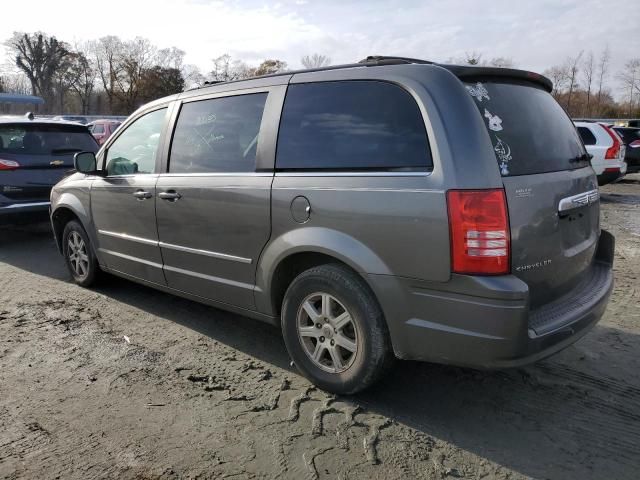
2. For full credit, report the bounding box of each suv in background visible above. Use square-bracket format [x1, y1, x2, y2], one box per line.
[50, 57, 614, 393]
[575, 121, 627, 184]
[613, 126, 640, 174]
[0, 116, 99, 224]
[88, 120, 122, 146]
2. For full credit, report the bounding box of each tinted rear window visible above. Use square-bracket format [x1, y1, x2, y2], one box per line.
[578, 126, 597, 146]
[465, 80, 587, 176]
[614, 128, 640, 144]
[276, 81, 432, 171]
[0, 123, 98, 155]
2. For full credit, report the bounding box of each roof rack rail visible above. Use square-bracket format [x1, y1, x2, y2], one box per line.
[358, 56, 434, 66]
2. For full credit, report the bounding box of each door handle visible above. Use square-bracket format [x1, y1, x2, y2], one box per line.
[133, 189, 152, 200]
[158, 190, 182, 201]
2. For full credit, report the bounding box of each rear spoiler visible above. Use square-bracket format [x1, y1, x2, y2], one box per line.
[439, 65, 553, 93]
[358, 57, 553, 93]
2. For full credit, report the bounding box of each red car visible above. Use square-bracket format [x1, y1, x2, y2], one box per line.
[88, 120, 121, 145]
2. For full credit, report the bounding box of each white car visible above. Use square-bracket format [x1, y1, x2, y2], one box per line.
[574, 121, 627, 185]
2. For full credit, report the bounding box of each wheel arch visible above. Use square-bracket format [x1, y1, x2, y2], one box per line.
[255, 227, 392, 317]
[50, 192, 91, 254]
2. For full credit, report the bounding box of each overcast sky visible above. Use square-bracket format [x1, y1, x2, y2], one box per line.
[2, 0, 638, 91]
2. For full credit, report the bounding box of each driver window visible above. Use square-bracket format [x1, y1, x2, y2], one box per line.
[168, 93, 267, 173]
[105, 108, 167, 176]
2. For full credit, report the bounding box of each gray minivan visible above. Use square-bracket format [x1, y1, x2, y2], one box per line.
[50, 57, 614, 394]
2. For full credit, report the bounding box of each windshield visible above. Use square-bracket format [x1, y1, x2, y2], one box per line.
[464, 80, 588, 176]
[0, 123, 98, 155]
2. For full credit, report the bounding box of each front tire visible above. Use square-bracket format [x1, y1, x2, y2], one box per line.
[281, 264, 393, 394]
[62, 220, 100, 287]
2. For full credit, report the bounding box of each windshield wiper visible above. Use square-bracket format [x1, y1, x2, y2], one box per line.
[51, 148, 83, 154]
[569, 153, 593, 163]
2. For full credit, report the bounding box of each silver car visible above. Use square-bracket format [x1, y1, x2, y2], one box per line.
[50, 56, 614, 394]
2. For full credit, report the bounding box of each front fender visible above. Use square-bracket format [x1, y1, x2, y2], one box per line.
[254, 226, 392, 315]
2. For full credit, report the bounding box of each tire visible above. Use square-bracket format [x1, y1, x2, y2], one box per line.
[281, 264, 393, 394]
[62, 220, 100, 287]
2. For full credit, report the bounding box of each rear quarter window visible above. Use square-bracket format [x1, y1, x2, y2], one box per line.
[464, 80, 587, 176]
[578, 126, 597, 146]
[276, 80, 432, 171]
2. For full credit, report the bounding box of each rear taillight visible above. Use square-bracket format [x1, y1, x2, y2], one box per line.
[0, 159, 20, 170]
[602, 125, 621, 160]
[447, 189, 511, 275]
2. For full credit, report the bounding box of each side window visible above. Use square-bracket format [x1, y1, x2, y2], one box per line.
[169, 93, 268, 173]
[578, 126, 597, 146]
[276, 81, 432, 171]
[92, 124, 105, 134]
[105, 108, 167, 176]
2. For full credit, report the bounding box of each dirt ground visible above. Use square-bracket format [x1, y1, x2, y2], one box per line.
[1, 175, 639, 480]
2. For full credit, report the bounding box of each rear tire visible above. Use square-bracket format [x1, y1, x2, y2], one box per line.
[281, 264, 393, 394]
[62, 220, 100, 287]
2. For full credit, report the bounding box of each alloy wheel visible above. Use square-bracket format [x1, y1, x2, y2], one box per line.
[296, 292, 358, 373]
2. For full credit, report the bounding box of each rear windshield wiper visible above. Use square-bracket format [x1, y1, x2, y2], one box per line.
[569, 153, 593, 163]
[51, 148, 83, 154]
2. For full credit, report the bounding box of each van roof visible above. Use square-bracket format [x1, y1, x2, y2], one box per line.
[186, 55, 553, 95]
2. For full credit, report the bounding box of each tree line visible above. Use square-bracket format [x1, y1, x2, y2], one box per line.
[543, 48, 640, 118]
[1, 31, 638, 118]
[0, 32, 301, 115]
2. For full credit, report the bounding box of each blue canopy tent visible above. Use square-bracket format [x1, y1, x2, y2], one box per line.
[0, 93, 45, 114]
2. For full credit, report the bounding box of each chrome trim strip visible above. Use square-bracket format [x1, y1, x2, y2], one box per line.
[558, 189, 599, 212]
[1, 201, 51, 209]
[98, 248, 164, 269]
[274, 171, 433, 177]
[159, 241, 252, 264]
[98, 229, 159, 246]
[163, 264, 254, 290]
[158, 172, 273, 177]
[97, 229, 250, 264]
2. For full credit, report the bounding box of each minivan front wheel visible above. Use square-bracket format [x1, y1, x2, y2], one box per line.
[62, 220, 99, 287]
[281, 264, 393, 394]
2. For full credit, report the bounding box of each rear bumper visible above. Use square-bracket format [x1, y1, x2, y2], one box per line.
[369, 230, 615, 369]
[0, 201, 51, 224]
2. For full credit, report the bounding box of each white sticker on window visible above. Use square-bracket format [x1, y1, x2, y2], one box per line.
[484, 109, 503, 132]
[493, 136, 512, 176]
[466, 82, 490, 102]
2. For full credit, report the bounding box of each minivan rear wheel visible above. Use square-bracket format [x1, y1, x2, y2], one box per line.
[281, 264, 393, 394]
[62, 220, 100, 287]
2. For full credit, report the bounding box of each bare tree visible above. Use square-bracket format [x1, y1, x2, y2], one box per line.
[92, 36, 124, 113]
[618, 58, 640, 116]
[301, 53, 331, 69]
[5, 32, 70, 111]
[182, 64, 206, 89]
[565, 51, 583, 113]
[63, 46, 96, 114]
[582, 51, 595, 117]
[156, 47, 185, 70]
[209, 54, 253, 82]
[543, 65, 569, 99]
[113, 37, 157, 112]
[595, 45, 610, 116]
[488, 57, 515, 68]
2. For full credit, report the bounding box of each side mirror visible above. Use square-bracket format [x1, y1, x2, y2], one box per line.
[74, 151, 98, 174]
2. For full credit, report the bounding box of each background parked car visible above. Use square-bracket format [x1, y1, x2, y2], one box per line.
[87, 119, 122, 145]
[0, 116, 99, 224]
[52, 115, 89, 125]
[574, 121, 627, 185]
[613, 126, 640, 174]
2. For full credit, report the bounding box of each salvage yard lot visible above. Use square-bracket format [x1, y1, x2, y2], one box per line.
[1, 176, 639, 480]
